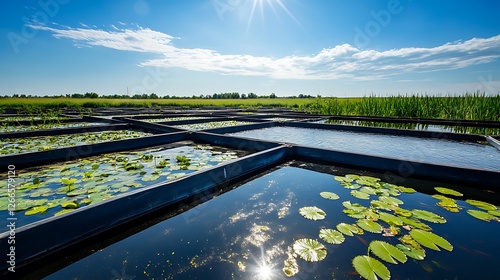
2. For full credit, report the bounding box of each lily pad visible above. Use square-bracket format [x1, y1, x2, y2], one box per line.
[320, 191, 339, 200]
[368, 240, 407, 264]
[370, 200, 393, 211]
[394, 208, 412, 217]
[398, 187, 416, 193]
[400, 217, 432, 231]
[345, 174, 360, 180]
[67, 189, 87, 197]
[411, 209, 446, 224]
[25, 205, 48, 216]
[342, 201, 367, 212]
[359, 187, 377, 195]
[434, 187, 463, 197]
[334, 176, 353, 183]
[465, 199, 497, 211]
[409, 229, 453, 251]
[466, 209, 497, 222]
[488, 210, 500, 217]
[352, 255, 390, 280]
[292, 238, 327, 262]
[351, 190, 371, 200]
[142, 174, 161, 182]
[61, 201, 79, 209]
[379, 196, 403, 206]
[336, 223, 363, 236]
[319, 229, 345, 244]
[282, 257, 299, 277]
[299, 206, 326, 220]
[357, 219, 383, 233]
[54, 209, 74, 216]
[395, 244, 426, 260]
[379, 212, 403, 226]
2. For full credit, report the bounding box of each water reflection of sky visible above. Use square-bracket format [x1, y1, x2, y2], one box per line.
[43, 166, 500, 279]
[231, 127, 500, 170]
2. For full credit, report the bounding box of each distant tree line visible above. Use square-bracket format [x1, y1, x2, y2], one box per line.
[3, 92, 315, 99]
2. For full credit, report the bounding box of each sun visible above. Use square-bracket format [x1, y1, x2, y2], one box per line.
[246, 0, 301, 32]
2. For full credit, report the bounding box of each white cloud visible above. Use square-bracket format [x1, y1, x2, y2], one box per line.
[29, 23, 500, 80]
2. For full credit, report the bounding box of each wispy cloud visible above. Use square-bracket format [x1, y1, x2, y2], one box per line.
[29, 23, 500, 80]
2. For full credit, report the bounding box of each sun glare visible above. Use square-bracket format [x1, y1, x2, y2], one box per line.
[246, 0, 302, 32]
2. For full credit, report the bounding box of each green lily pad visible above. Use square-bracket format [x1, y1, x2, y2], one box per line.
[466, 209, 497, 222]
[292, 238, 327, 262]
[67, 189, 87, 197]
[61, 178, 77, 186]
[344, 209, 366, 219]
[336, 223, 363, 236]
[352, 255, 390, 280]
[345, 174, 360, 180]
[360, 176, 381, 182]
[61, 201, 79, 209]
[79, 198, 92, 206]
[411, 209, 446, 224]
[394, 208, 412, 217]
[400, 217, 432, 231]
[370, 200, 393, 211]
[342, 201, 367, 212]
[434, 187, 463, 197]
[398, 187, 416, 193]
[319, 228, 345, 244]
[142, 174, 161, 182]
[282, 257, 299, 277]
[357, 219, 383, 233]
[25, 205, 48, 216]
[15, 199, 36, 211]
[436, 200, 461, 212]
[54, 209, 74, 216]
[359, 187, 377, 195]
[351, 190, 370, 200]
[379, 196, 403, 206]
[395, 244, 426, 260]
[320, 192, 339, 200]
[409, 229, 453, 251]
[488, 210, 500, 217]
[379, 212, 403, 226]
[465, 199, 497, 211]
[299, 206, 326, 220]
[368, 240, 407, 264]
[334, 176, 353, 183]
[363, 209, 380, 220]
[167, 173, 186, 180]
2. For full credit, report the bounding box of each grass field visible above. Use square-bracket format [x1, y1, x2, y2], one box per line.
[0, 97, 315, 111]
[1, 94, 499, 122]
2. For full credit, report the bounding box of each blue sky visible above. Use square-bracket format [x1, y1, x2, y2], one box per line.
[1, 0, 500, 97]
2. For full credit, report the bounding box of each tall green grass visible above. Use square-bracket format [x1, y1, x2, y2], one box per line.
[301, 93, 500, 121]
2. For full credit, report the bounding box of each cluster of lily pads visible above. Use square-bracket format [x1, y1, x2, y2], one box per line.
[0, 116, 72, 122]
[0, 122, 106, 133]
[0, 129, 152, 155]
[141, 117, 209, 123]
[173, 121, 253, 131]
[283, 174, 499, 279]
[0, 144, 241, 225]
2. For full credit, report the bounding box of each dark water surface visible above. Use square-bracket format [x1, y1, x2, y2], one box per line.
[230, 127, 500, 170]
[42, 163, 500, 279]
